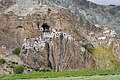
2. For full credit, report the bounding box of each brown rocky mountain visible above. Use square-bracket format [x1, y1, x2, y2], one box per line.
[0, 0, 120, 74]
[0, 4, 96, 71]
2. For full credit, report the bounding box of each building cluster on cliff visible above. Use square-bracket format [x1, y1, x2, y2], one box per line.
[22, 23, 74, 51]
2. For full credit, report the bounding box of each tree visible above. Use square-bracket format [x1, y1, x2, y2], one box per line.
[13, 65, 24, 74]
[93, 44, 117, 70]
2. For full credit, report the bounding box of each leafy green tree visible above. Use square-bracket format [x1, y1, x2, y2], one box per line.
[93, 44, 117, 70]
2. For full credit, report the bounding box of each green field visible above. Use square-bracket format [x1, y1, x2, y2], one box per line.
[1, 70, 120, 80]
[19, 75, 120, 80]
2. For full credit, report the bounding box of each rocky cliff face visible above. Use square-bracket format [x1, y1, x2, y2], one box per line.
[46, 0, 120, 34]
[0, 0, 120, 73]
[0, 0, 15, 12]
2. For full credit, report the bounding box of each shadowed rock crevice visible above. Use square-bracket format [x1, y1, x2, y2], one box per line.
[45, 42, 52, 69]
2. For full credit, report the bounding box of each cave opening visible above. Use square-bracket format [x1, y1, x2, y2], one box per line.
[17, 26, 23, 28]
[41, 23, 50, 32]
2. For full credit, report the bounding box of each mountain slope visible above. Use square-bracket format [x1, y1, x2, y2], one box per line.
[46, 0, 120, 34]
[1, 0, 120, 34]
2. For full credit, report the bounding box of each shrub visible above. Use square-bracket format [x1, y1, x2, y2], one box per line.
[39, 68, 51, 72]
[113, 61, 120, 70]
[13, 65, 24, 74]
[27, 66, 52, 72]
[0, 58, 5, 65]
[33, 67, 40, 71]
[10, 65, 14, 68]
[82, 44, 94, 53]
[12, 48, 21, 55]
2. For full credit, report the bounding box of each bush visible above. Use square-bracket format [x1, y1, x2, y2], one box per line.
[13, 65, 24, 74]
[0, 58, 5, 65]
[113, 61, 120, 70]
[12, 48, 21, 55]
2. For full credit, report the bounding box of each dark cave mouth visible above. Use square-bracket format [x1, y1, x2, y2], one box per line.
[41, 23, 50, 32]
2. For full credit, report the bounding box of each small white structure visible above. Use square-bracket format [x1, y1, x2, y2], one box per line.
[98, 37, 106, 40]
[22, 41, 31, 49]
[103, 30, 110, 34]
[52, 28, 57, 32]
[23, 38, 27, 42]
[95, 24, 100, 28]
[39, 27, 43, 31]
[33, 43, 39, 51]
[67, 35, 73, 41]
[43, 32, 52, 38]
[110, 30, 116, 37]
[55, 32, 61, 38]
[63, 33, 67, 39]
[80, 47, 86, 52]
[1, 45, 6, 49]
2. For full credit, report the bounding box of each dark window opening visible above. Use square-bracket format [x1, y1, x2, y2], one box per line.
[37, 22, 39, 29]
[41, 23, 50, 32]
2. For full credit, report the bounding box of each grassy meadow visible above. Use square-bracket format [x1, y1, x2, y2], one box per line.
[1, 70, 120, 80]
